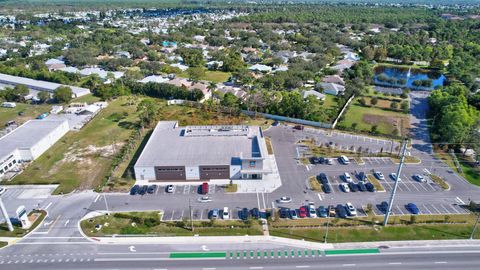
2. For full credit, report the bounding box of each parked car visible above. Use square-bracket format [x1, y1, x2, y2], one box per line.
[130, 185, 139, 195]
[279, 208, 290, 218]
[222, 207, 230, 219]
[336, 204, 348, 218]
[357, 181, 367, 192]
[406, 203, 420, 214]
[198, 196, 212, 203]
[166, 185, 175, 193]
[147, 185, 157, 194]
[413, 174, 426, 183]
[293, 125, 304, 130]
[317, 173, 329, 185]
[211, 208, 220, 219]
[308, 205, 317, 218]
[374, 171, 385, 180]
[272, 121, 280, 126]
[278, 196, 292, 203]
[251, 208, 260, 219]
[318, 206, 328, 218]
[322, 183, 332, 194]
[200, 182, 209, 194]
[345, 203, 357, 216]
[299, 206, 308, 218]
[343, 172, 353, 183]
[365, 182, 376, 192]
[139, 185, 148, 195]
[348, 182, 358, 192]
[357, 172, 367, 181]
[379, 201, 389, 214]
[290, 209, 298, 219]
[310, 157, 321, 164]
[239, 208, 250, 221]
[340, 183, 350, 193]
[339, 155, 350, 164]
[390, 173, 401, 181]
[328, 205, 336, 217]
[325, 158, 334, 165]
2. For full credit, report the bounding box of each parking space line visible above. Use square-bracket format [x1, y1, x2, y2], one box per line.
[395, 206, 405, 215]
[429, 204, 442, 214]
[409, 182, 421, 192]
[421, 204, 432, 214]
[438, 204, 450, 214]
[170, 210, 175, 221]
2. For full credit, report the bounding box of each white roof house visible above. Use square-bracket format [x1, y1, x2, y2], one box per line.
[248, 64, 272, 73]
[302, 90, 325, 100]
[171, 63, 189, 71]
[318, 82, 345, 96]
[138, 75, 170, 84]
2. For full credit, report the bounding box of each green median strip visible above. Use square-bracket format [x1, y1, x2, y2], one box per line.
[325, 249, 380, 256]
[169, 252, 227, 259]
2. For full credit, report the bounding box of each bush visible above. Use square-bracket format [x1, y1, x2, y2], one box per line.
[144, 217, 160, 227]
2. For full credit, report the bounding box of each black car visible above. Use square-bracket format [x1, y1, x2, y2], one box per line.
[322, 183, 332, 193]
[279, 208, 290, 219]
[357, 172, 367, 181]
[239, 208, 250, 220]
[317, 173, 329, 185]
[272, 121, 280, 126]
[139, 185, 148, 195]
[130, 185, 140, 195]
[357, 181, 367, 192]
[251, 208, 260, 219]
[365, 182, 376, 192]
[147, 185, 157, 194]
[379, 201, 389, 213]
[348, 182, 359, 192]
[336, 204, 348, 218]
[310, 157, 321, 164]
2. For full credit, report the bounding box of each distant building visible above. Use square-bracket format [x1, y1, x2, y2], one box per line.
[322, 75, 345, 86]
[248, 64, 272, 73]
[302, 90, 325, 100]
[134, 121, 270, 182]
[318, 82, 345, 96]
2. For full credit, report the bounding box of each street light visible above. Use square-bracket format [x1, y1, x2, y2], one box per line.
[471, 213, 480, 240]
[324, 197, 333, 244]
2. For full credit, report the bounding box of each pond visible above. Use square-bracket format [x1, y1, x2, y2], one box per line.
[374, 65, 446, 91]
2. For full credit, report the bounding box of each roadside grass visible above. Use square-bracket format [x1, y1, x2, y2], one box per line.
[9, 96, 141, 194]
[428, 174, 450, 190]
[367, 174, 385, 192]
[225, 183, 238, 193]
[337, 104, 410, 137]
[178, 69, 231, 83]
[265, 137, 274, 155]
[81, 211, 262, 237]
[0, 210, 46, 238]
[433, 148, 479, 186]
[0, 102, 51, 126]
[308, 176, 323, 192]
[71, 93, 102, 104]
[270, 214, 479, 243]
[0, 242, 7, 248]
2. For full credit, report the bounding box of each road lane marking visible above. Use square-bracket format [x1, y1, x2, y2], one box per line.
[64, 220, 70, 227]
[342, 264, 356, 267]
[389, 262, 402, 265]
[44, 202, 53, 210]
[318, 194, 322, 201]
[94, 195, 100, 203]
[295, 266, 310, 268]
[435, 262, 447, 264]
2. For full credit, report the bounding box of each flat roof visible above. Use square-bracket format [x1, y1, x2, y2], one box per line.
[135, 121, 266, 167]
[0, 120, 68, 159]
[0, 73, 90, 96]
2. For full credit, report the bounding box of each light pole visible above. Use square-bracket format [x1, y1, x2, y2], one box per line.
[324, 198, 333, 244]
[470, 213, 480, 240]
[103, 193, 110, 214]
[0, 197, 13, 232]
[189, 199, 194, 232]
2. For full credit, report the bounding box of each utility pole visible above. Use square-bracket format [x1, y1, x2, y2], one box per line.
[470, 213, 480, 240]
[103, 193, 110, 214]
[189, 199, 194, 232]
[0, 197, 14, 232]
[383, 138, 408, 226]
[324, 198, 333, 243]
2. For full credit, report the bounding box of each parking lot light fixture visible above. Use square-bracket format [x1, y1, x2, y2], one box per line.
[470, 213, 480, 240]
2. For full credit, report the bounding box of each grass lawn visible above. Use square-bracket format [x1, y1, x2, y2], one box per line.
[10, 96, 141, 194]
[367, 174, 385, 192]
[0, 242, 7, 248]
[0, 102, 51, 126]
[308, 176, 323, 192]
[81, 211, 262, 237]
[359, 96, 406, 112]
[178, 69, 231, 83]
[71, 93, 102, 104]
[337, 104, 410, 137]
[433, 148, 480, 186]
[0, 210, 46, 238]
[319, 95, 340, 123]
[270, 214, 479, 243]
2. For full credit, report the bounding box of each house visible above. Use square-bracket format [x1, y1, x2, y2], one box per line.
[322, 75, 345, 86]
[331, 59, 355, 73]
[275, 50, 297, 63]
[206, 61, 223, 69]
[171, 63, 189, 72]
[248, 64, 272, 73]
[302, 90, 325, 100]
[138, 75, 170, 84]
[44, 58, 66, 71]
[317, 82, 345, 96]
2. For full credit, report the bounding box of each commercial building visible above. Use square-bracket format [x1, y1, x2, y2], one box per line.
[134, 121, 271, 182]
[0, 73, 90, 97]
[0, 120, 69, 178]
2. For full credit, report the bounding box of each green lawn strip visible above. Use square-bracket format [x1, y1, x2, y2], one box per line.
[428, 174, 450, 190]
[367, 174, 385, 192]
[169, 252, 226, 258]
[325, 248, 379, 255]
[71, 93, 102, 103]
[308, 176, 323, 192]
[0, 103, 51, 126]
[0, 241, 7, 248]
[0, 210, 47, 238]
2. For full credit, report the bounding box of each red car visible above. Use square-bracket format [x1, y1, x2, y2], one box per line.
[201, 182, 209, 195]
[299, 206, 308, 218]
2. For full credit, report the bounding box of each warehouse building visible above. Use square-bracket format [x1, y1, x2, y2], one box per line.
[134, 121, 271, 182]
[0, 120, 69, 178]
[0, 73, 90, 98]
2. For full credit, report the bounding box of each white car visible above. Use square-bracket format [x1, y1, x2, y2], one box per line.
[390, 173, 401, 181]
[222, 207, 230, 219]
[0, 187, 6, 196]
[197, 196, 212, 203]
[413, 174, 426, 183]
[340, 183, 350, 193]
[345, 203, 357, 216]
[278, 196, 292, 203]
[374, 171, 385, 180]
[343, 172, 353, 183]
[166, 185, 175, 193]
[308, 206, 317, 218]
[339, 155, 350, 164]
[326, 158, 334, 165]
